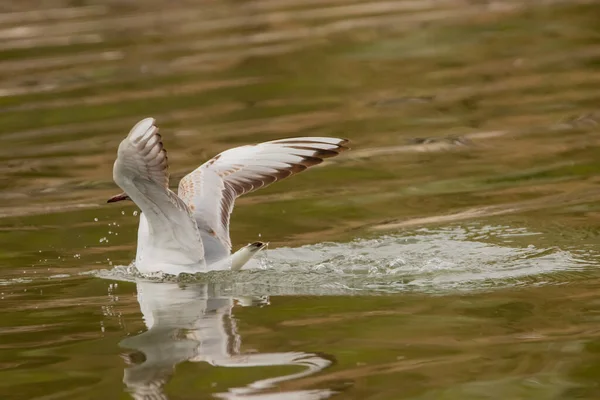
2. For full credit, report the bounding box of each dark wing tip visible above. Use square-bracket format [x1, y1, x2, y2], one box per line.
[290, 146, 340, 159]
[248, 241, 268, 252]
[300, 155, 324, 168]
[338, 138, 351, 151]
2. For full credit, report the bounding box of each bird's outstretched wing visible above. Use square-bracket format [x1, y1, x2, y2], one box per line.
[177, 137, 349, 254]
[113, 118, 204, 265]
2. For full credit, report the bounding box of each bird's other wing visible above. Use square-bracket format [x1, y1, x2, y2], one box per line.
[177, 137, 349, 253]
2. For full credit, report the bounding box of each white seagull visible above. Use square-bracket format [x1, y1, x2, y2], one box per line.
[107, 118, 349, 275]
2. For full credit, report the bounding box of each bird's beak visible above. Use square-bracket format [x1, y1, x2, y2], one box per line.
[107, 192, 130, 203]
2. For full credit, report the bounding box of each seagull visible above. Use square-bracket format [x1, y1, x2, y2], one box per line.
[107, 117, 349, 275]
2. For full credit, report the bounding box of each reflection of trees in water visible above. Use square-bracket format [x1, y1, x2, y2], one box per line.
[119, 282, 334, 400]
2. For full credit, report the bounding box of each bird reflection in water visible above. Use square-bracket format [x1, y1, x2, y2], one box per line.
[119, 281, 334, 400]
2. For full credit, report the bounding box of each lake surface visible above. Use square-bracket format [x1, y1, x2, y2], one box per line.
[2, 1, 600, 399]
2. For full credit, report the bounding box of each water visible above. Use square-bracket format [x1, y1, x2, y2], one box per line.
[2, 0, 600, 399]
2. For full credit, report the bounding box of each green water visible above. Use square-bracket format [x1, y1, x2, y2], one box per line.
[2, 1, 600, 399]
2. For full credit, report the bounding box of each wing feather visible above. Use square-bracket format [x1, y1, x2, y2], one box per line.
[178, 137, 349, 253]
[114, 118, 204, 267]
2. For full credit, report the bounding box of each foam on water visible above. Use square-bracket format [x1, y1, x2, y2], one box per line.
[93, 224, 599, 295]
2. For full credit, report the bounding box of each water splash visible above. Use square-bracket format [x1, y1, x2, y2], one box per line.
[93, 225, 599, 295]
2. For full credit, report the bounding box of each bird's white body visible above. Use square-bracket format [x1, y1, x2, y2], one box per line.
[135, 213, 266, 274]
[134, 212, 204, 274]
[111, 118, 348, 275]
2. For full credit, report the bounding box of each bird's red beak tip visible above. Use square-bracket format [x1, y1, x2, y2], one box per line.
[107, 193, 129, 203]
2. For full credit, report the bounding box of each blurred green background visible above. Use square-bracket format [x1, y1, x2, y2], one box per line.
[2, 1, 600, 399]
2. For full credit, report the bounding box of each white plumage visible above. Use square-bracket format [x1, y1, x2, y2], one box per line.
[110, 117, 349, 275]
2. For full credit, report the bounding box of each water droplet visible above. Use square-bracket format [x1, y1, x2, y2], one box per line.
[121, 211, 125, 215]
[94, 218, 98, 222]
[133, 211, 139, 217]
